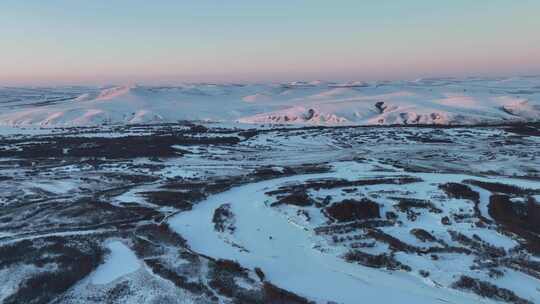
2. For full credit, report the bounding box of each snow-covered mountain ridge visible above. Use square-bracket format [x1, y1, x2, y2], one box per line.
[1, 76, 540, 126]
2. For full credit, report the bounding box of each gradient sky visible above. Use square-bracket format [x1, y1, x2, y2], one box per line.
[1, 0, 540, 85]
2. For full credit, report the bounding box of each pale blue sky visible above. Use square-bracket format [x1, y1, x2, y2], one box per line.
[1, 1, 539, 84]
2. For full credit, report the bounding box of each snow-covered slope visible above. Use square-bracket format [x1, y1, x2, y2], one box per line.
[1, 76, 540, 126]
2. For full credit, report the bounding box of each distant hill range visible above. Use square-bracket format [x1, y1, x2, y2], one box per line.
[1, 76, 539, 127]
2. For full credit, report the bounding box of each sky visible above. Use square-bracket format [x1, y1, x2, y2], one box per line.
[1, 1, 540, 85]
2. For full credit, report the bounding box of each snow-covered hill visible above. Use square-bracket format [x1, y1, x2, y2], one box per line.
[1, 76, 540, 126]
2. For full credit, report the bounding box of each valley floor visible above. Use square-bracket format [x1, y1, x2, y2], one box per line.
[0, 122, 539, 303]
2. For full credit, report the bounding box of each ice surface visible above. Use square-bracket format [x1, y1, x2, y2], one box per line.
[90, 240, 140, 285]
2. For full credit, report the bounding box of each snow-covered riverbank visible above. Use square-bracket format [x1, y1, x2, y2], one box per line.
[168, 162, 540, 303]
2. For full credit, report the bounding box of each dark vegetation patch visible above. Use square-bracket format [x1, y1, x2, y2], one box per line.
[159, 182, 208, 201]
[465, 180, 538, 196]
[489, 196, 540, 234]
[266, 176, 422, 211]
[212, 203, 235, 233]
[266, 176, 422, 197]
[159, 177, 244, 205]
[448, 230, 506, 259]
[0, 197, 159, 241]
[505, 124, 540, 137]
[2, 236, 104, 304]
[344, 250, 411, 271]
[104, 281, 132, 303]
[131, 224, 266, 302]
[489, 195, 540, 254]
[321, 222, 477, 257]
[393, 198, 442, 221]
[503, 258, 540, 281]
[385, 211, 398, 221]
[60, 197, 150, 218]
[441, 216, 451, 225]
[207, 258, 263, 302]
[452, 276, 532, 304]
[315, 219, 393, 235]
[423, 246, 472, 255]
[419, 270, 430, 277]
[161, 164, 332, 207]
[253, 164, 331, 179]
[410, 228, 437, 243]
[145, 259, 212, 297]
[139, 191, 193, 210]
[325, 199, 380, 222]
[101, 172, 160, 184]
[406, 135, 453, 143]
[0, 175, 13, 182]
[394, 198, 443, 214]
[252, 167, 290, 179]
[439, 182, 491, 223]
[131, 224, 218, 298]
[213, 258, 246, 274]
[365, 229, 418, 253]
[284, 164, 333, 175]
[439, 183, 479, 202]
[131, 224, 188, 257]
[272, 190, 315, 207]
[0, 134, 240, 159]
[254, 267, 265, 281]
[161, 164, 315, 203]
[262, 282, 314, 304]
